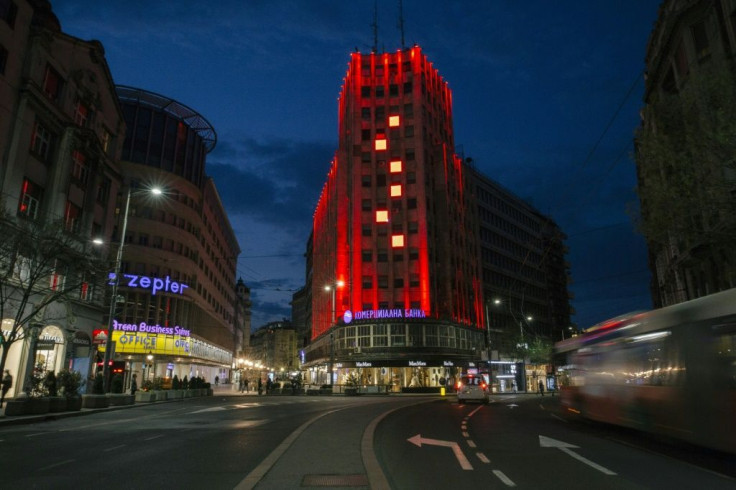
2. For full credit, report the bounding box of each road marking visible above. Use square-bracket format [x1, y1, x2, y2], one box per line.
[461, 424, 467, 430]
[476, 452, 490, 463]
[539, 435, 616, 475]
[467, 440, 476, 448]
[507, 404, 518, 409]
[104, 444, 126, 452]
[468, 406, 483, 417]
[39, 459, 75, 471]
[189, 406, 226, 413]
[550, 413, 567, 423]
[493, 469, 516, 487]
[26, 432, 53, 437]
[144, 434, 164, 441]
[462, 431, 470, 438]
[407, 434, 473, 470]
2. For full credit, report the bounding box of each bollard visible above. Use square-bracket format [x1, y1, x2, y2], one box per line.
[440, 386, 446, 396]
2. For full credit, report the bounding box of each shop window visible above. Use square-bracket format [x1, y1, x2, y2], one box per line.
[18, 178, 43, 219]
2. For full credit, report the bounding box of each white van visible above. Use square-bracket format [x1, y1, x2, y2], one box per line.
[456, 374, 489, 404]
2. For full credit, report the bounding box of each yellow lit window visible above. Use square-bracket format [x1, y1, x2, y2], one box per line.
[390, 160, 402, 173]
[392, 234, 405, 247]
[389, 115, 400, 127]
[375, 138, 387, 151]
[390, 184, 402, 197]
[376, 210, 389, 223]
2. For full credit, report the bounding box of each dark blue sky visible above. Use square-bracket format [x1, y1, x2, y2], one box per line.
[53, 1, 662, 331]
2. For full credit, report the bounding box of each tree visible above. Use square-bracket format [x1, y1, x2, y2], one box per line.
[635, 60, 736, 251]
[0, 207, 107, 395]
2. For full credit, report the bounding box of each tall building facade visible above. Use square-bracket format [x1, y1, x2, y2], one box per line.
[304, 46, 570, 392]
[106, 86, 244, 386]
[636, 0, 736, 307]
[303, 46, 571, 392]
[0, 0, 124, 396]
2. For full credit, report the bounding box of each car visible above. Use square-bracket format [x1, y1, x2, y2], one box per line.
[456, 374, 489, 404]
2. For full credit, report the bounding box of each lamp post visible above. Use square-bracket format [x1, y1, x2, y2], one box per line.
[101, 186, 162, 392]
[324, 280, 344, 388]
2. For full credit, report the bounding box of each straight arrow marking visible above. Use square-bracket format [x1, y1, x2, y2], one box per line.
[539, 436, 616, 475]
[408, 434, 473, 470]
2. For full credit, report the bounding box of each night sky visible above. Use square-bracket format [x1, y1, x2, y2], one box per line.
[52, 1, 662, 332]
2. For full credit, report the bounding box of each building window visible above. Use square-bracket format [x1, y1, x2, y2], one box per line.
[393, 252, 404, 262]
[403, 82, 412, 95]
[97, 178, 110, 204]
[392, 234, 405, 248]
[390, 160, 402, 173]
[361, 107, 371, 120]
[43, 64, 64, 101]
[361, 129, 371, 141]
[30, 120, 55, 163]
[0, 0, 17, 28]
[361, 86, 371, 97]
[378, 275, 388, 288]
[362, 275, 372, 288]
[375, 136, 387, 151]
[408, 221, 418, 233]
[405, 125, 414, 137]
[377, 250, 388, 262]
[64, 201, 82, 233]
[394, 277, 404, 288]
[390, 184, 402, 197]
[407, 172, 416, 184]
[74, 100, 91, 127]
[49, 261, 66, 291]
[0, 44, 7, 75]
[18, 178, 43, 219]
[376, 210, 389, 223]
[409, 248, 419, 260]
[71, 150, 89, 184]
[362, 250, 372, 262]
[389, 84, 399, 97]
[376, 174, 386, 187]
[406, 148, 415, 161]
[362, 224, 372, 237]
[79, 276, 94, 302]
[407, 198, 417, 209]
[362, 199, 372, 211]
[362, 175, 371, 187]
[389, 115, 400, 127]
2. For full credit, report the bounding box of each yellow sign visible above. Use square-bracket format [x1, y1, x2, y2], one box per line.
[98, 331, 191, 356]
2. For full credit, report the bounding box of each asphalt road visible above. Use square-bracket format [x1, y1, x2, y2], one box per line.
[0, 393, 733, 489]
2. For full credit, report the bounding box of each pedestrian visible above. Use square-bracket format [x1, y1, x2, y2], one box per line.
[215, 375, 219, 386]
[538, 379, 545, 396]
[266, 378, 273, 394]
[257, 378, 262, 395]
[1, 369, 13, 407]
[131, 374, 138, 396]
[244, 378, 249, 393]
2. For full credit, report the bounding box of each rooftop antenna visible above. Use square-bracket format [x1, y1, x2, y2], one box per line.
[398, 0, 405, 49]
[372, 0, 378, 52]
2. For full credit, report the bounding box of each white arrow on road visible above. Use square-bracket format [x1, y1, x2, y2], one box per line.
[539, 436, 617, 475]
[408, 434, 473, 470]
[507, 404, 519, 409]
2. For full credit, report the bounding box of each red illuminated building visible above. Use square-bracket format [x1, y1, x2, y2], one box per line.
[302, 46, 570, 393]
[305, 46, 486, 390]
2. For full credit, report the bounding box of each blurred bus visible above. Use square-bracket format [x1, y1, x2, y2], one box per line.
[555, 289, 736, 453]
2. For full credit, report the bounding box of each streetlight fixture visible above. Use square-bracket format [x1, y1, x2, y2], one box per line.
[324, 280, 344, 388]
[101, 185, 162, 392]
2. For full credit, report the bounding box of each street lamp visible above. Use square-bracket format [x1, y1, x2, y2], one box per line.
[101, 185, 162, 392]
[324, 280, 344, 388]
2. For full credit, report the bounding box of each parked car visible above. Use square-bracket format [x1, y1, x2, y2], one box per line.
[456, 374, 489, 404]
